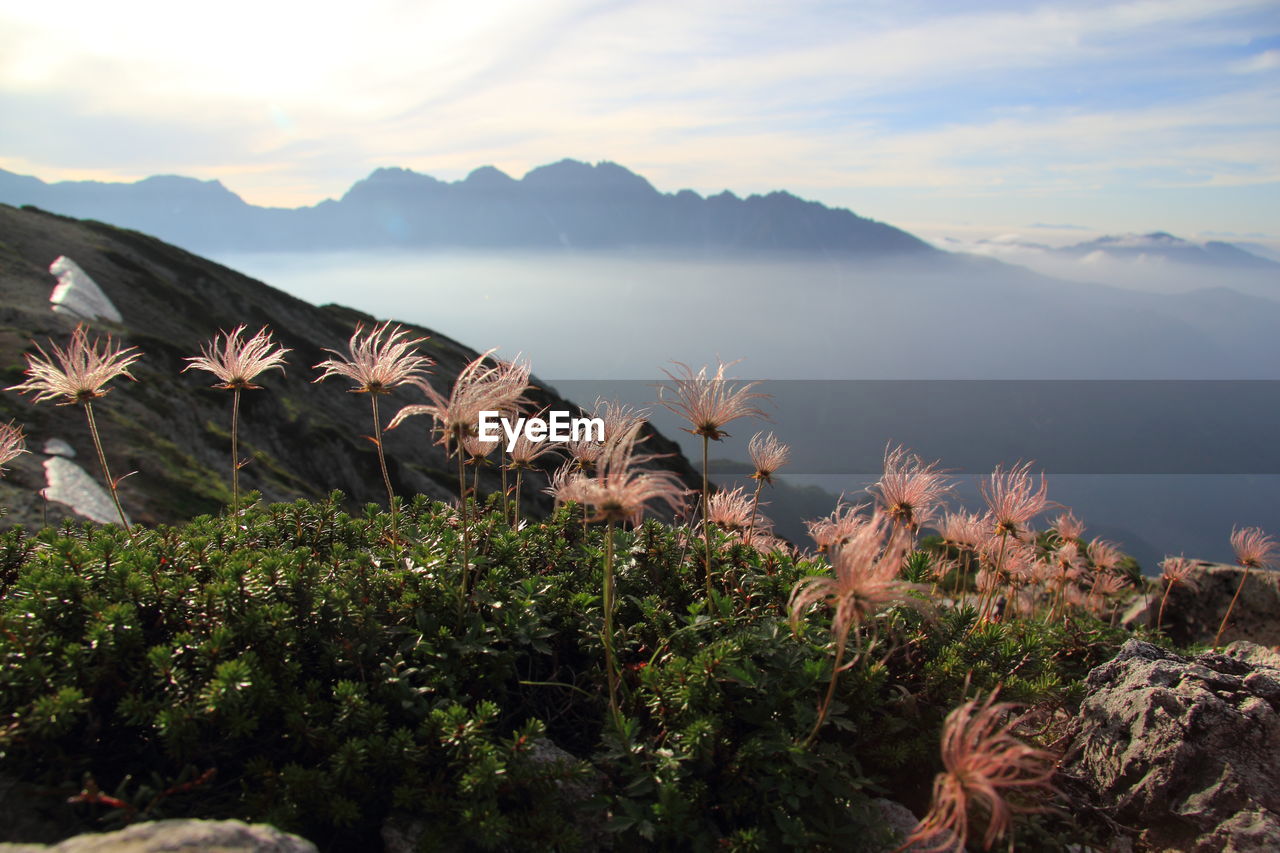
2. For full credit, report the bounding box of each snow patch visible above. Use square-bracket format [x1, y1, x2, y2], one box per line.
[48, 256, 122, 323]
[42, 437, 76, 458]
[42, 456, 127, 525]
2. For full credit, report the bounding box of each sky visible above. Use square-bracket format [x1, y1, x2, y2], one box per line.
[1, 0, 1277, 245]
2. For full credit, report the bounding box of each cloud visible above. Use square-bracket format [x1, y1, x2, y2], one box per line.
[1231, 48, 1280, 73]
[0, 0, 1276, 233]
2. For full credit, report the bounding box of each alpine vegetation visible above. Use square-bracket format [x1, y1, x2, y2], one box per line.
[7, 323, 141, 531]
[183, 325, 290, 515]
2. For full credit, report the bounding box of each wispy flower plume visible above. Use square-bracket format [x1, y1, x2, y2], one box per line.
[658, 359, 768, 599]
[1215, 526, 1277, 648]
[0, 420, 27, 476]
[313, 322, 434, 535]
[7, 324, 140, 531]
[184, 325, 290, 514]
[872, 444, 951, 533]
[906, 691, 1057, 852]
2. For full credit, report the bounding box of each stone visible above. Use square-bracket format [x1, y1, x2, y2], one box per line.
[0, 820, 316, 852]
[1123, 562, 1280, 647]
[1060, 639, 1280, 852]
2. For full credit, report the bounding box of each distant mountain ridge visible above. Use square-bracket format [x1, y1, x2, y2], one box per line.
[0, 160, 933, 257]
[1055, 231, 1280, 270]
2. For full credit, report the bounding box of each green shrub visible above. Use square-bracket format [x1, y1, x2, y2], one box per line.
[0, 495, 1131, 850]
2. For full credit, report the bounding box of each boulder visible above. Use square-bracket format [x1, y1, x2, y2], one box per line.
[0, 820, 316, 852]
[1060, 639, 1280, 852]
[1122, 562, 1280, 647]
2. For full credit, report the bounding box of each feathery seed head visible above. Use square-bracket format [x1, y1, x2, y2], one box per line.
[806, 500, 869, 553]
[935, 511, 987, 549]
[748, 431, 790, 483]
[184, 324, 289, 390]
[658, 359, 767, 441]
[706, 485, 761, 533]
[981, 461, 1048, 538]
[872, 444, 952, 529]
[388, 349, 529, 453]
[1052, 512, 1086, 542]
[8, 324, 141, 406]
[0, 420, 27, 475]
[1159, 556, 1197, 589]
[1231, 526, 1276, 570]
[312, 321, 432, 394]
[789, 510, 924, 645]
[1087, 538, 1123, 574]
[906, 691, 1057, 852]
[551, 422, 687, 525]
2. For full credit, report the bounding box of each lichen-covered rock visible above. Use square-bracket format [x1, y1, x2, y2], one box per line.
[1123, 563, 1280, 647]
[1060, 639, 1280, 852]
[0, 820, 316, 852]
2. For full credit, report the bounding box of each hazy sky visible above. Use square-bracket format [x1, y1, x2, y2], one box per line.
[1, 0, 1276, 242]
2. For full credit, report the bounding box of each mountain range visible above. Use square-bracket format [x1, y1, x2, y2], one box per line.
[0, 160, 935, 257]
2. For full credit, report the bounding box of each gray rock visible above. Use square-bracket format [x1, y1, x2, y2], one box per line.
[0, 820, 316, 852]
[872, 798, 934, 852]
[1123, 562, 1280, 647]
[1061, 639, 1280, 852]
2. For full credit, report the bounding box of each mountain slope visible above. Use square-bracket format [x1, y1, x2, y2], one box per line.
[0, 160, 934, 257]
[0, 204, 699, 528]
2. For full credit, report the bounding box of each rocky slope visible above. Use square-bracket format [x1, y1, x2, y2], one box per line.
[0, 204, 699, 528]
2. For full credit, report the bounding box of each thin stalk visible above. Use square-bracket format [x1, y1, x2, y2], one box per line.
[603, 519, 620, 726]
[702, 434, 712, 599]
[745, 477, 764, 547]
[804, 632, 855, 748]
[500, 447, 509, 523]
[370, 394, 397, 537]
[230, 387, 241, 516]
[1214, 567, 1250, 649]
[1156, 580, 1173, 632]
[457, 449, 470, 605]
[513, 468, 524, 529]
[969, 530, 1008, 635]
[82, 402, 130, 533]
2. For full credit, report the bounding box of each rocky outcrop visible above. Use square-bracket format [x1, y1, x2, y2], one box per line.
[1123, 562, 1280, 646]
[1060, 639, 1280, 852]
[0, 820, 315, 852]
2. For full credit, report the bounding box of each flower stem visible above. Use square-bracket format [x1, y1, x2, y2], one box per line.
[745, 477, 764, 548]
[804, 636, 849, 748]
[457, 449, 470, 604]
[1214, 567, 1249, 649]
[1156, 580, 1173, 632]
[370, 394, 397, 539]
[603, 518, 620, 727]
[702, 433, 712, 599]
[83, 401, 130, 533]
[513, 468, 523, 529]
[230, 387, 241, 516]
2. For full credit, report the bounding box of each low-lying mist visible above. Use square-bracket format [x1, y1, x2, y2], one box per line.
[213, 248, 1280, 567]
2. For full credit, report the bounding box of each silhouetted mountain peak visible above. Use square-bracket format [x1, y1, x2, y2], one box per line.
[342, 167, 444, 203]
[521, 159, 657, 196]
[462, 165, 517, 188]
